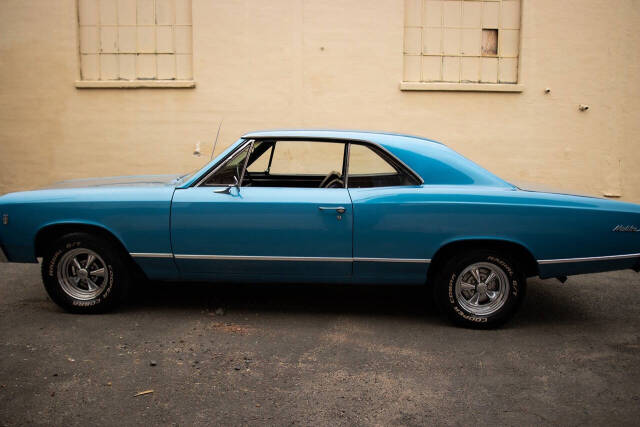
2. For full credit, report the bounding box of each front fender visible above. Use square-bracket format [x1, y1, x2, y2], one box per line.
[0, 187, 179, 279]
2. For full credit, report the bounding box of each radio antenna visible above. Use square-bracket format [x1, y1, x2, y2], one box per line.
[210, 119, 224, 161]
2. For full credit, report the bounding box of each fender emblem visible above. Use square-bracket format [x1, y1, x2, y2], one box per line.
[2, 214, 7, 225]
[612, 225, 639, 232]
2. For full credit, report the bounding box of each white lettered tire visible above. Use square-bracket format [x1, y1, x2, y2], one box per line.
[433, 250, 526, 328]
[41, 232, 131, 313]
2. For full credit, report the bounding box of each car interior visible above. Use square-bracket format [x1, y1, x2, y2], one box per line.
[201, 139, 419, 189]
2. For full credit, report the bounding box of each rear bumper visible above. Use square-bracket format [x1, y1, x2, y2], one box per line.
[0, 245, 7, 263]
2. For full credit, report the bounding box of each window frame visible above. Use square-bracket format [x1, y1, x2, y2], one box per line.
[255, 139, 348, 177]
[195, 139, 254, 187]
[192, 137, 423, 188]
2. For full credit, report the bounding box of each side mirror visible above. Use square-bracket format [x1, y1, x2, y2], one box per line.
[214, 176, 240, 194]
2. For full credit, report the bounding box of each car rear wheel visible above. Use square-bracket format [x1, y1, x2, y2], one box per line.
[433, 250, 526, 328]
[41, 232, 131, 313]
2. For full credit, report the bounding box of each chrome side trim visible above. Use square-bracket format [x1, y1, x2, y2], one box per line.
[538, 253, 640, 265]
[172, 254, 430, 263]
[174, 254, 353, 262]
[354, 257, 430, 263]
[0, 246, 8, 263]
[130, 253, 174, 259]
[132, 252, 640, 265]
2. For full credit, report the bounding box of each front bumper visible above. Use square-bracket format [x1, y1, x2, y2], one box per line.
[0, 245, 8, 263]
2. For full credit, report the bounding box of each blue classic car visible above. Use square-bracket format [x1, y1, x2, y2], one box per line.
[1, 130, 639, 327]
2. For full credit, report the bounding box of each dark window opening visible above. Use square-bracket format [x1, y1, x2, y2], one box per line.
[203, 140, 347, 189]
[199, 139, 420, 189]
[482, 29, 498, 56]
[346, 143, 416, 188]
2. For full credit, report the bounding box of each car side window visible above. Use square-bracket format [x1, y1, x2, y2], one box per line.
[347, 144, 414, 188]
[242, 140, 347, 189]
[268, 141, 344, 175]
[247, 143, 273, 174]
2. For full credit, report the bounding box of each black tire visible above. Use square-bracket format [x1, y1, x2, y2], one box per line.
[433, 250, 526, 329]
[41, 232, 131, 313]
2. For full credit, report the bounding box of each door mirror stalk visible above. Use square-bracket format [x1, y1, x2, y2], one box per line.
[214, 176, 240, 194]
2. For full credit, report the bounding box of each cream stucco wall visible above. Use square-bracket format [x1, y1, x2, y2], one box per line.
[0, 0, 639, 201]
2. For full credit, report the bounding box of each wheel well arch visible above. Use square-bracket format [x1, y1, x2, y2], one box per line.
[35, 223, 130, 259]
[34, 223, 149, 281]
[427, 239, 539, 283]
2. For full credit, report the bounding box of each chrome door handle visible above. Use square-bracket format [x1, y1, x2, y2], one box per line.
[319, 206, 346, 214]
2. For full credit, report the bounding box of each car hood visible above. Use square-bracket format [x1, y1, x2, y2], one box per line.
[45, 174, 184, 189]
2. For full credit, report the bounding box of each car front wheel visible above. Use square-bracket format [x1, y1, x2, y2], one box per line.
[433, 250, 526, 328]
[41, 232, 130, 313]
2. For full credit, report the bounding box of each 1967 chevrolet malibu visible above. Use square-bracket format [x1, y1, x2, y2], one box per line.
[1, 130, 639, 328]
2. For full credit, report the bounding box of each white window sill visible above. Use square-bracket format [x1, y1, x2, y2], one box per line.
[400, 82, 523, 92]
[75, 80, 196, 88]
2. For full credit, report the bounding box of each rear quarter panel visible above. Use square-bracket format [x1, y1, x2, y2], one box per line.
[349, 186, 640, 279]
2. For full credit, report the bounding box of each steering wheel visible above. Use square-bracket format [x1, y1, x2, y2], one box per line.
[319, 171, 343, 188]
[325, 178, 344, 188]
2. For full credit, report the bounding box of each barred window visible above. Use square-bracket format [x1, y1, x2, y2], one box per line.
[402, 0, 521, 89]
[77, 0, 193, 87]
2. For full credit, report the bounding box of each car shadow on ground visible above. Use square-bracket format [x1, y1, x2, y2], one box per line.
[120, 278, 587, 328]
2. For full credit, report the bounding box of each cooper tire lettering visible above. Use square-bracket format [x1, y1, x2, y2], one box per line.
[48, 249, 63, 277]
[101, 265, 115, 299]
[448, 273, 456, 304]
[72, 298, 100, 307]
[453, 306, 488, 323]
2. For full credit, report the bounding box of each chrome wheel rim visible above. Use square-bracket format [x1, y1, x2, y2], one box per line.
[57, 248, 108, 300]
[455, 262, 509, 316]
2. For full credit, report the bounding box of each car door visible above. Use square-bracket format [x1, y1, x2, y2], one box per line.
[171, 140, 353, 281]
[345, 142, 429, 285]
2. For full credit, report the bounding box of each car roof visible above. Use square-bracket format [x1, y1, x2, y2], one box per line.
[242, 129, 444, 147]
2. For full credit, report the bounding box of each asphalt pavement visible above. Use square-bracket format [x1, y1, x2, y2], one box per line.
[1, 263, 639, 426]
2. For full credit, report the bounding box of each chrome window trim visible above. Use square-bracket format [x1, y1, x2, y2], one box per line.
[342, 142, 351, 188]
[238, 140, 253, 185]
[346, 141, 422, 186]
[538, 253, 640, 264]
[193, 140, 254, 188]
[190, 136, 424, 188]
